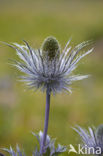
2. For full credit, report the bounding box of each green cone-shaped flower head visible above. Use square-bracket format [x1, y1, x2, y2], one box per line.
[96, 124, 103, 139]
[42, 36, 60, 60]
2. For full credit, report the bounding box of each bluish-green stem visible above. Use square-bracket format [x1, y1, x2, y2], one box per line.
[40, 88, 51, 155]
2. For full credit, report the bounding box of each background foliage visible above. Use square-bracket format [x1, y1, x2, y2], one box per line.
[0, 0, 103, 155]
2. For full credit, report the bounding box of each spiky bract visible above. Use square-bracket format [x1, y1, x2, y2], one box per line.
[2, 145, 25, 156]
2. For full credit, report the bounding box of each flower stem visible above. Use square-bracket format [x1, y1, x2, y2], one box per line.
[40, 88, 51, 155]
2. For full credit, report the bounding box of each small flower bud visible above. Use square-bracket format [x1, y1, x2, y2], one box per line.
[41, 36, 60, 60]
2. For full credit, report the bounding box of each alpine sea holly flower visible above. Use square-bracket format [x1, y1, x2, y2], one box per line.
[73, 125, 103, 155]
[5, 36, 93, 155]
[7, 36, 93, 95]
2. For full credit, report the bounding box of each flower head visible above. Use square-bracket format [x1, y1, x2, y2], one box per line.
[73, 125, 103, 155]
[9, 37, 93, 94]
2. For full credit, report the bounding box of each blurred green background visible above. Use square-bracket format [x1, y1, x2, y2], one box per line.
[0, 0, 103, 155]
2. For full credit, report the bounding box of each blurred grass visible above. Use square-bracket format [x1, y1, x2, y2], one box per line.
[0, 0, 103, 155]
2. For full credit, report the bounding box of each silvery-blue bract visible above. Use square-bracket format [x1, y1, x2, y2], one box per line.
[7, 39, 93, 94]
[2, 145, 26, 156]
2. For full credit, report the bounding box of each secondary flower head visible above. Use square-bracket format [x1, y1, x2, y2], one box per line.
[73, 125, 103, 155]
[9, 36, 93, 94]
